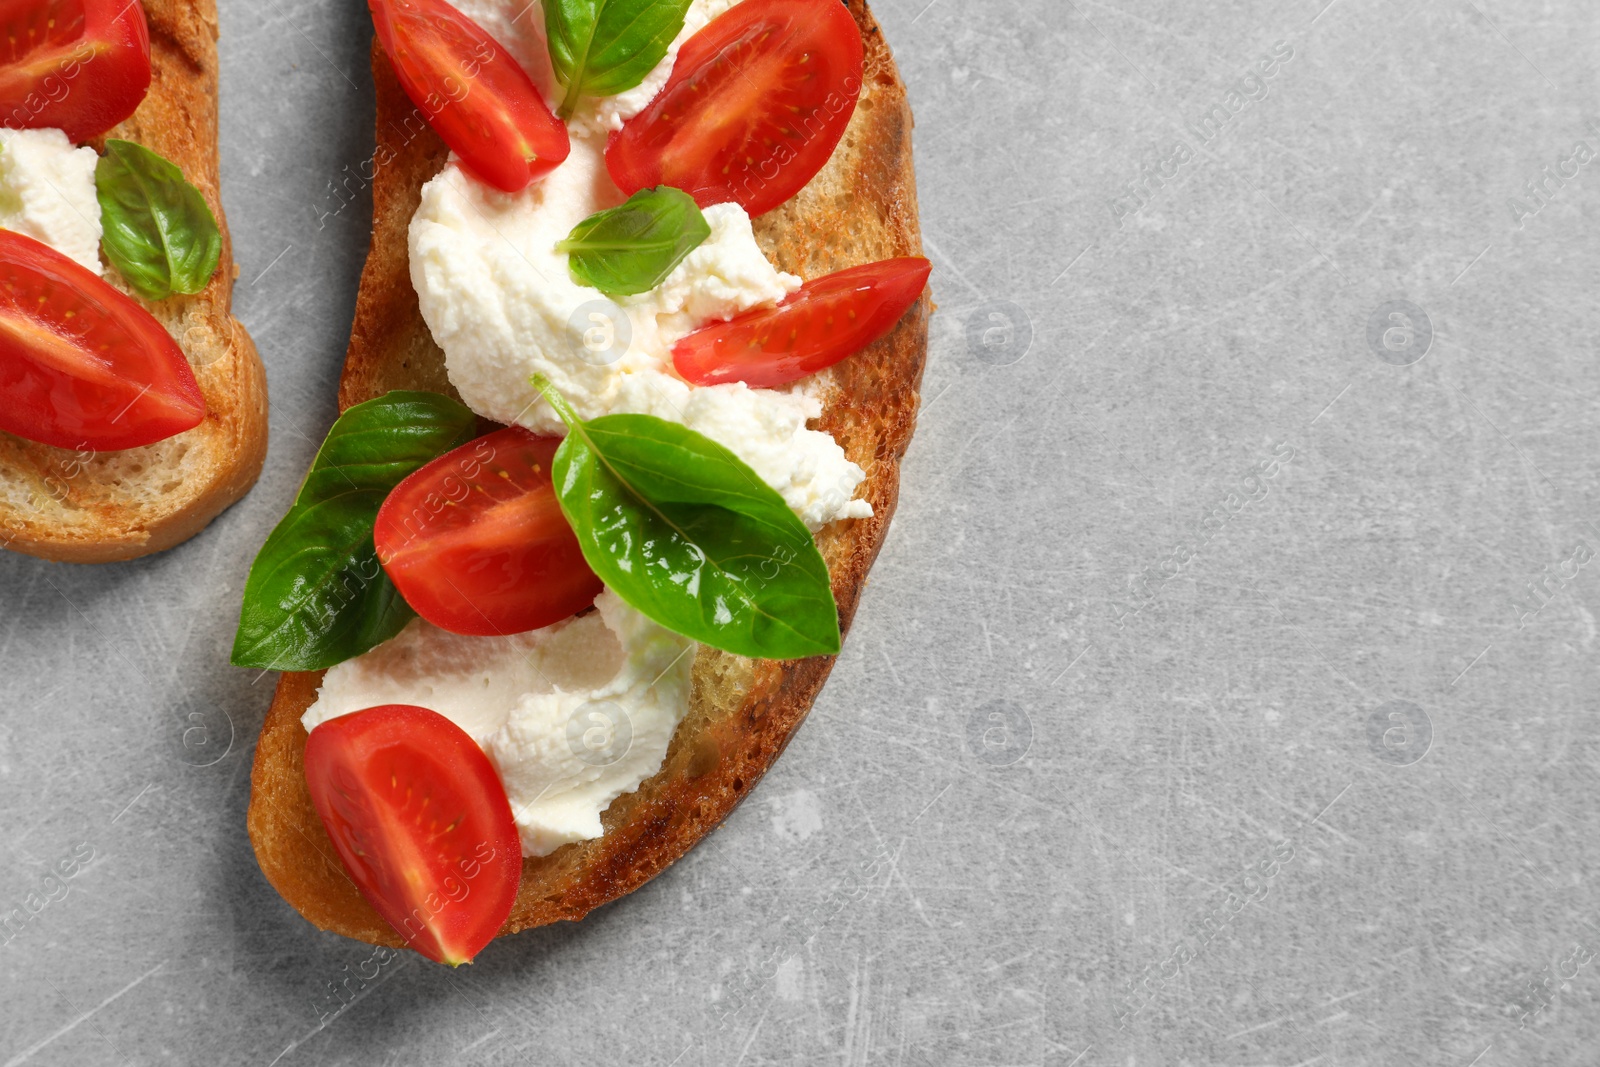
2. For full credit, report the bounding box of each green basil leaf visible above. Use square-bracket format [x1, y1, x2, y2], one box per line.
[557, 187, 709, 296]
[94, 139, 222, 301]
[545, 0, 694, 119]
[231, 391, 477, 672]
[537, 376, 840, 660]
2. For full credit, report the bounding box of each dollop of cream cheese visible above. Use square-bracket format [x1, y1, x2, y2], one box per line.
[304, 591, 694, 857]
[0, 128, 102, 272]
[311, 0, 871, 859]
[409, 125, 871, 529]
[411, 0, 870, 529]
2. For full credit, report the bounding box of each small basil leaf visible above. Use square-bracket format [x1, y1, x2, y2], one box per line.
[95, 139, 222, 301]
[557, 187, 710, 296]
[537, 376, 840, 660]
[231, 391, 477, 672]
[546, 0, 694, 119]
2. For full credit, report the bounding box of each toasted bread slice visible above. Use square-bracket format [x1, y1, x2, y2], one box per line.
[0, 0, 267, 564]
[248, 0, 926, 946]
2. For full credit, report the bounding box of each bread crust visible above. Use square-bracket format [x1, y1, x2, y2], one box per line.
[248, 0, 926, 946]
[0, 0, 268, 563]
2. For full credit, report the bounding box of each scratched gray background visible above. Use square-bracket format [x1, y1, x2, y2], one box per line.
[2, 0, 1599, 1063]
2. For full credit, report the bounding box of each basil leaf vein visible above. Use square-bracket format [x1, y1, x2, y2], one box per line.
[231, 391, 477, 672]
[95, 139, 222, 301]
[545, 0, 694, 119]
[537, 376, 840, 660]
[557, 187, 709, 296]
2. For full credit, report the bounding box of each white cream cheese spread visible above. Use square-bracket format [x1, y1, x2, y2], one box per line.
[408, 126, 870, 529]
[307, 0, 869, 858]
[304, 592, 694, 857]
[0, 127, 102, 272]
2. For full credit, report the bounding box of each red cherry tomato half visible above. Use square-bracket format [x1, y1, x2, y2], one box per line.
[673, 256, 930, 389]
[0, 230, 202, 451]
[369, 0, 569, 193]
[305, 704, 522, 966]
[375, 427, 602, 637]
[0, 0, 152, 143]
[606, 0, 864, 217]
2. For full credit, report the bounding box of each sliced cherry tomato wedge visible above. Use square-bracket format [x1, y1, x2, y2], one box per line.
[606, 0, 864, 217]
[0, 230, 202, 451]
[369, 0, 568, 193]
[0, 0, 151, 143]
[673, 256, 930, 389]
[374, 427, 601, 636]
[305, 704, 522, 966]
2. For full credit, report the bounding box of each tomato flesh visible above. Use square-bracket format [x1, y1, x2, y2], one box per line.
[0, 0, 151, 142]
[370, 0, 568, 193]
[375, 427, 602, 636]
[673, 257, 930, 389]
[0, 230, 202, 450]
[606, 0, 864, 217]
[305, 705, 522, 966]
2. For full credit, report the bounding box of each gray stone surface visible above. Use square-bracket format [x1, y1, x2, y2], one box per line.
[3, 0, 1599, 1063]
